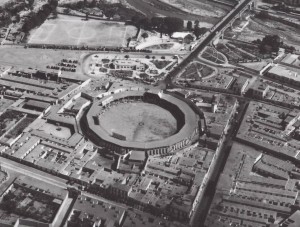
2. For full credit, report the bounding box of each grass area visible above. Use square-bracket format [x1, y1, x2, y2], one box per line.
[180, 62, 214, 80]
[0, 98, 14, 112]
[201, 47, 226, 64]
[0, 110, 24, 137]
[109, 70, 133, 78]
[28, 15, 137, 47]
[150, 60, 172, 69]
[4, 116, 35, 140]
[216, 43, 256, 63]
[145, 43, 174, 50]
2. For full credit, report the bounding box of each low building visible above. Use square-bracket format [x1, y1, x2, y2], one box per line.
[113, 60, 145, 71]
[172, 32, 195, 44]
[231, 76, 249, 95]
[247, 80, 269, 99]
[266, 65, 300, 87]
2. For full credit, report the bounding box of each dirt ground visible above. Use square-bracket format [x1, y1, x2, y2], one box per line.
[226, 17, 300, 50]
[99, 102, 177, 142]
[28, 15, 137, 47]
[0, 46, 89, 80]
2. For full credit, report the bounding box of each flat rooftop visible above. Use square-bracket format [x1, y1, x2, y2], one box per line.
[268, 65, 300, 82]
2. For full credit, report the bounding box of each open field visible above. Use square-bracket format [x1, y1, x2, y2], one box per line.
[28, 15, 137, 47]
[99, 102, 177, 142]
[0, 46, 90, 81]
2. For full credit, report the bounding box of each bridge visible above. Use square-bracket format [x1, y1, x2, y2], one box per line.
[164, 0, 256, 88]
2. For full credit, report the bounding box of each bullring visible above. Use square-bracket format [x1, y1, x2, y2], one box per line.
[83, 88, 201, 155]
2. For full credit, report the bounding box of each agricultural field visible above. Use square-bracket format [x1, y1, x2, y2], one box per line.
[28, 15, 137, 47]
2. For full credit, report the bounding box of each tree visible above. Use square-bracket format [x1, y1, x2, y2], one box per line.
[151, 17, 164, 28]
[141, 32, 148, 40]
[131, 14, 141, 25]
[259, 35, 282, 54]
[104, 8, 116, 18]
[194, 20, 200, 29]
[164, 17, 184, 36]
[187, 20, 192, 31]
[63, 8, 70, 14]
[194, 27, 207, 39]
[139, 17, 151, 29]
[256, 10, 269, 19]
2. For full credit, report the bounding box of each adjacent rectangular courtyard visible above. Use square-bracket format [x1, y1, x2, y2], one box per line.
[28, 15, 137, 47]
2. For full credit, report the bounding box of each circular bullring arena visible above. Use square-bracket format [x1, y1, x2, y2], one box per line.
[82, 89, 203, 155]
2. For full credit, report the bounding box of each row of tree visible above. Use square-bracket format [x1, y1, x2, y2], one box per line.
[131, 15, 207, 39]
[21, 0, 58, 32]
[253, 35, 296, 54]
[131, 15, 184, 37]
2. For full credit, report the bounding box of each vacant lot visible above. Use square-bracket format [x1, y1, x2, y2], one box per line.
[99, 102, 177, 142]
[28, 15, 137, 47]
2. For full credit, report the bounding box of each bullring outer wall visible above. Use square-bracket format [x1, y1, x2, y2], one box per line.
[82, 89, 202, 155]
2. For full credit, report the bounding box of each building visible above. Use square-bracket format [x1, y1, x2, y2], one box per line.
[231, 76, 249, 95]
[247, 80, 270, 98]
[84, 88, 203, 155]
[266, 65, 300, 87]
[172, 32, 195, 44]
[113, 60, 145, 71]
